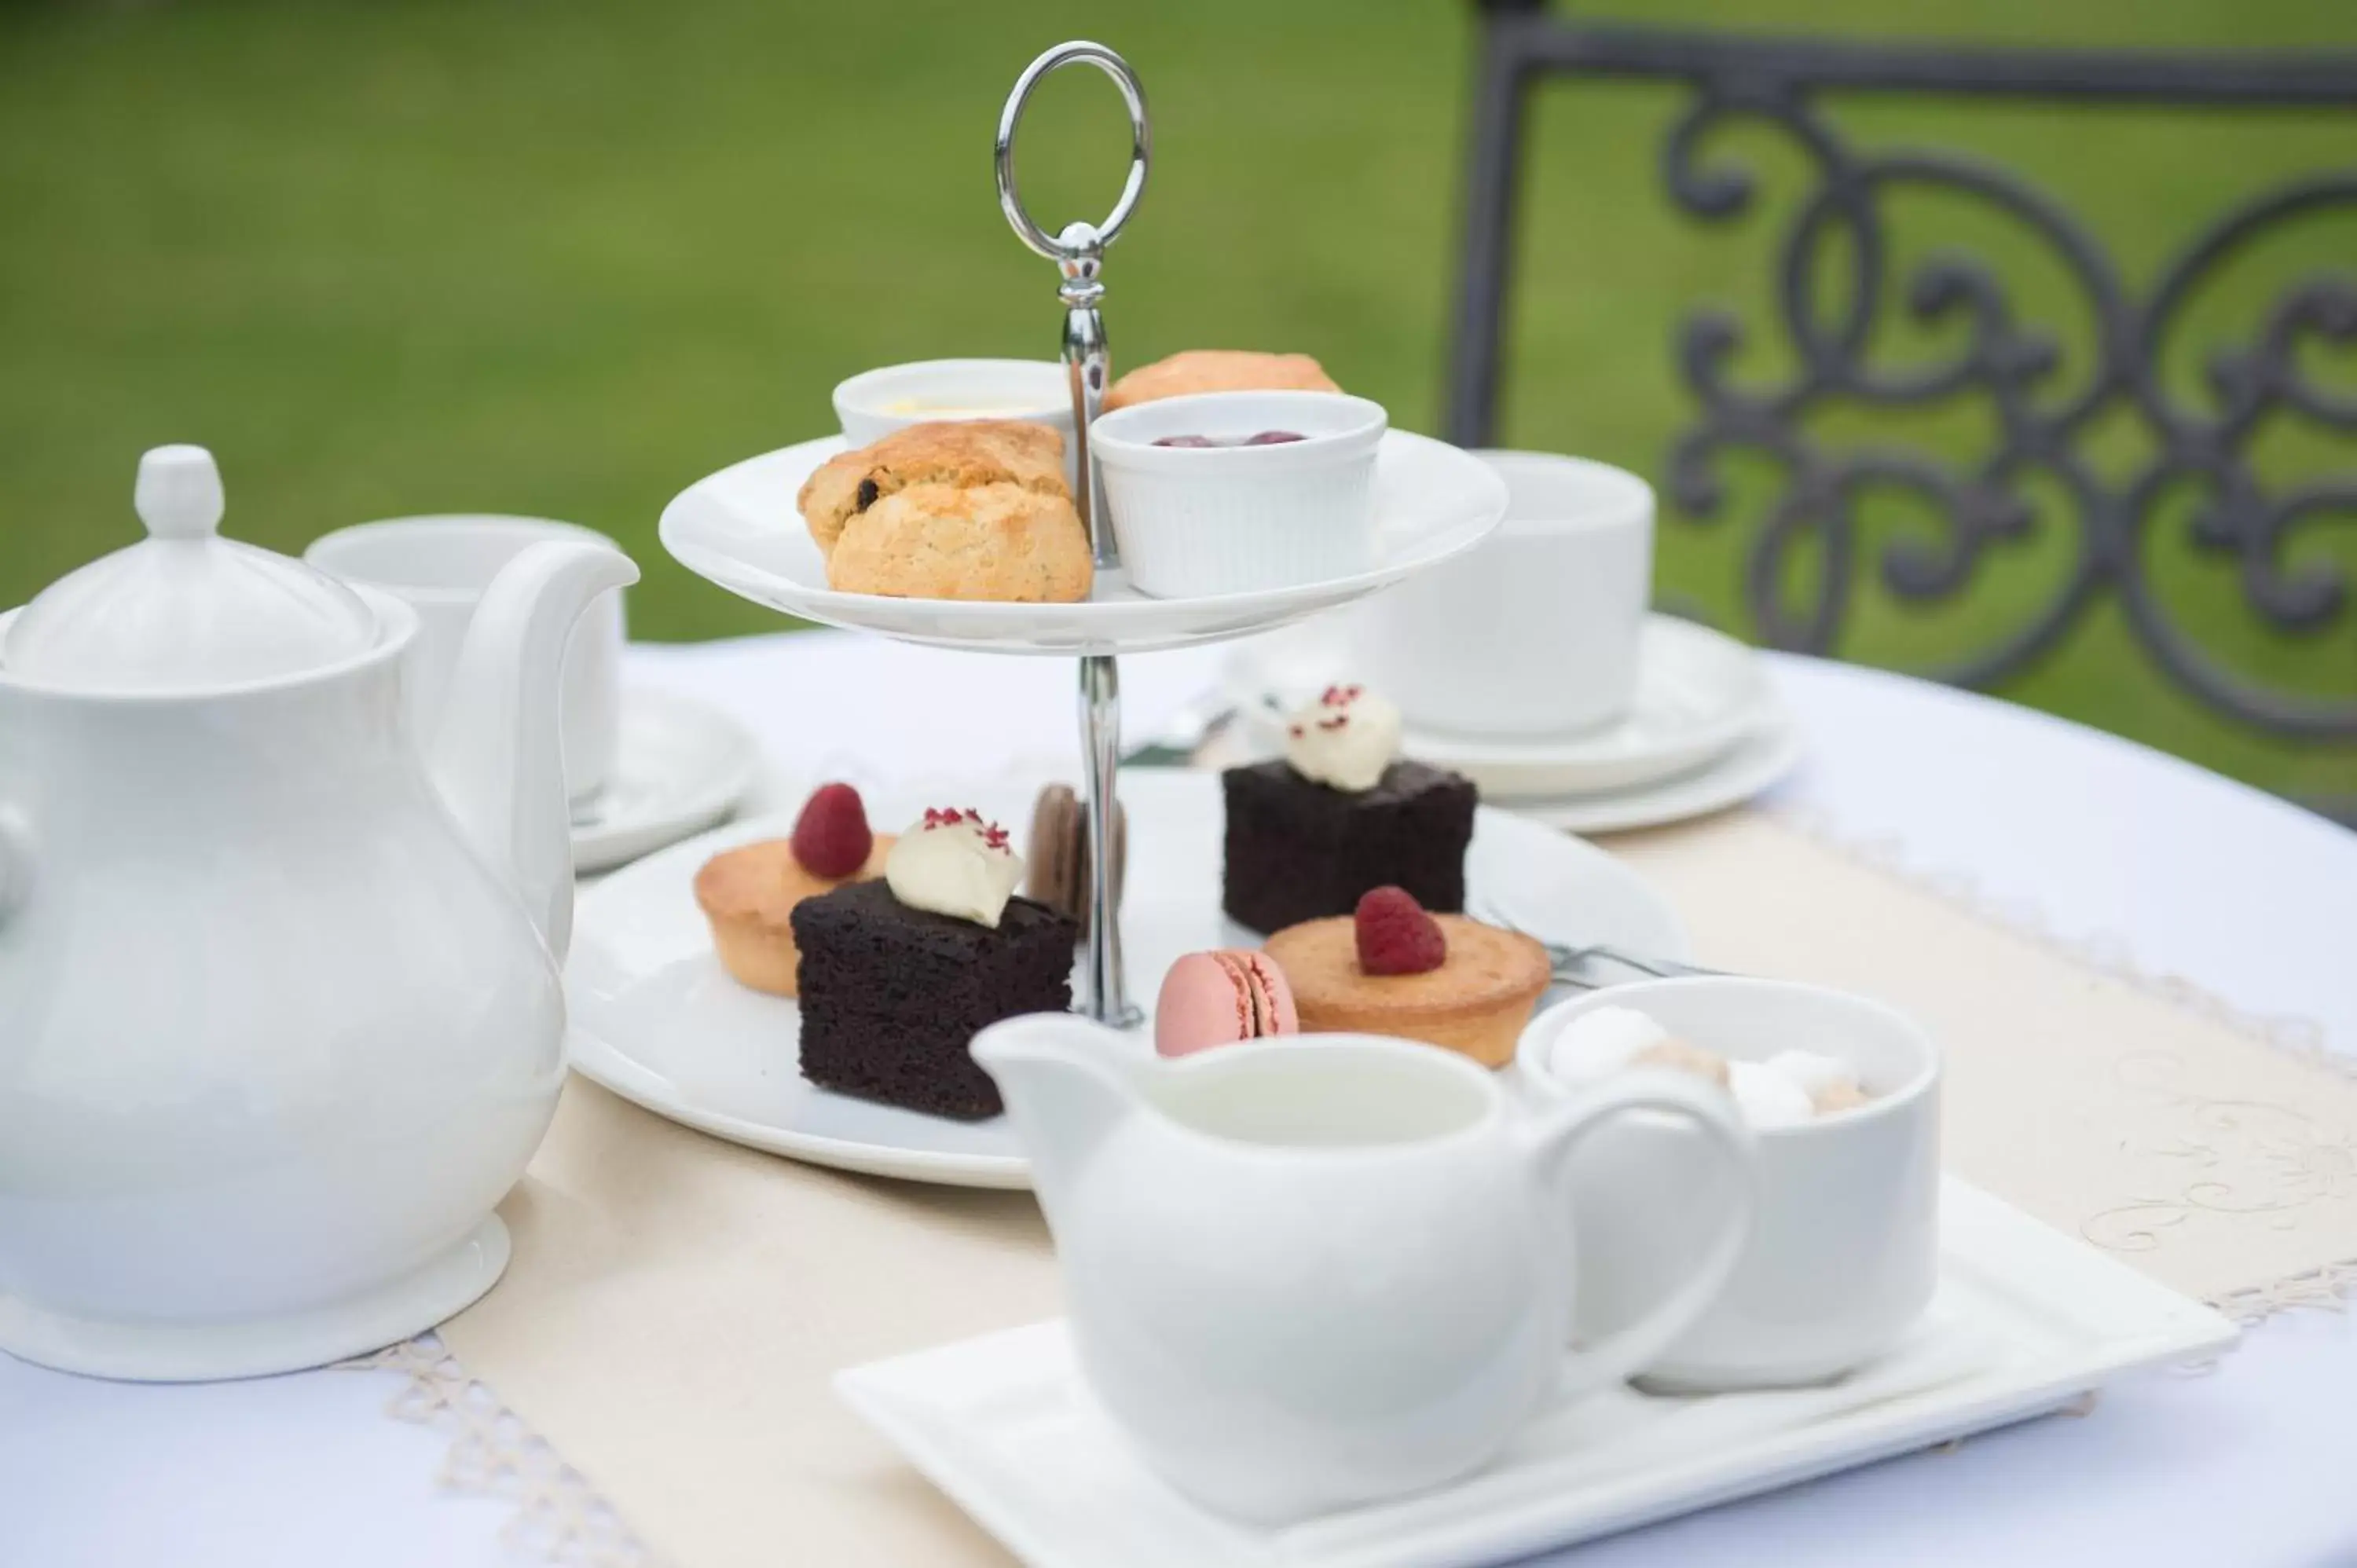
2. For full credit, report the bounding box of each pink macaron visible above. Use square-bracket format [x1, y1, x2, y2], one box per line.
[1154, 949, 1301, 1058]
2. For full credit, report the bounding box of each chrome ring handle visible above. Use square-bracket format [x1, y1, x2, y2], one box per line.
[993, 39, 1153, 575]
[994, 41, 1152, 270]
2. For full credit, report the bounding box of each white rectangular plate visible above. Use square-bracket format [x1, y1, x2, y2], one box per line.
[837, 1179, 2237, 1568]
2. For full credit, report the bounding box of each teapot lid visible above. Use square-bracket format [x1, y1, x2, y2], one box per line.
[3, 445, 376, 694]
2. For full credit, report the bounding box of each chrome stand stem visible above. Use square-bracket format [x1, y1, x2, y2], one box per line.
[1077, 654, 1137, 1026]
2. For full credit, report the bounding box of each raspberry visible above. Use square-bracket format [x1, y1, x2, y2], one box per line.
[1355, 886, 1446, 976]
[790, 782, 873, 879]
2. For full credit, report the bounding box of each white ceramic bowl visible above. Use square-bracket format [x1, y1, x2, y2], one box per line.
[1090, 391, 1386, 599]
[831, 359, 1076, 484]
[1516, 977, 1942, 1389]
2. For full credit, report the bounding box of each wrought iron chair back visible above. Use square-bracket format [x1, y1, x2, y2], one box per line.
[1446, 2, 2357, 771]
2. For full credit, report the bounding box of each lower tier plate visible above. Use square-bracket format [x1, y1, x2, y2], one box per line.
[564, 769, 1688, 1189]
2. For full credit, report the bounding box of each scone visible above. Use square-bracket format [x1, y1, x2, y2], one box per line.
[829, 480, 1092, 602]
[1102, 350, 1340, 412]
[797, 419, 1070, 555]
[1264, 890, 1550, 1070]
[695, 783, 893, 998]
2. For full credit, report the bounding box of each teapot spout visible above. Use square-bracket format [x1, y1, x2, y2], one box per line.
[973, 1014, 1140, 1223]
[429, 540, 638, 962]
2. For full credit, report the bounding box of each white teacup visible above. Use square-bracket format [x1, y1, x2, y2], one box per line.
[306, 516, 628, 811]
[832, 357, 1078, 489]
[1518, 977, 1943, 1390]
[1353, 450, 1652, 738]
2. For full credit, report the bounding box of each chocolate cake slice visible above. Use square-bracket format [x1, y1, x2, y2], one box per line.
[1221, 759, 1476, 936]
[790, 878, 1076, 1119]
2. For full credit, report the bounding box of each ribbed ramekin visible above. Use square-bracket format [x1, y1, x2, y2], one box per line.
[1091, 391, 1387, 599]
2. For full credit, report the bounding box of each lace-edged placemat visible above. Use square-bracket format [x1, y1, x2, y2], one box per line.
[355, 806, 2356, 1566]
[1611, 810, 2357, 1315]
[341, 1335, 651, 1567]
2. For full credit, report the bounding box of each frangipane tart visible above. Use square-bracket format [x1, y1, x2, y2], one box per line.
[695, 782, 890, 999]
[1264, 913, 1549, 1071]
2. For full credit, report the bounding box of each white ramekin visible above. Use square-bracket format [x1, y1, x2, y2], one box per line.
[831, 359, 1077, 485]
[1089, 391, 1386, 599]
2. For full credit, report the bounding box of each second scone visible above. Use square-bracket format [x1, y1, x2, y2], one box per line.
[827, 480, 1093, 602]
[1102, 350, 1340, 410]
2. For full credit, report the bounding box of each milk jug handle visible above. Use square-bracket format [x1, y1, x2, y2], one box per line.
[1519, 1071, 1758, 1400]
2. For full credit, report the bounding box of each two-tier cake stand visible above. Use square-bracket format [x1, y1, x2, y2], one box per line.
[654, 41, 1508, 1031]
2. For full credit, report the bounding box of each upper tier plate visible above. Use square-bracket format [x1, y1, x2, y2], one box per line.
[658, 430, 1508, 655]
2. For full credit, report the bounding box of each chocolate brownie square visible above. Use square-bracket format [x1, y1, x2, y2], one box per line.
[791, 879, 1076, 1119]
[1221, 759, 1477, 935]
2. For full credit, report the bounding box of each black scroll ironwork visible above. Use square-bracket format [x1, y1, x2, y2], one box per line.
[1446, 2, 2357, 743]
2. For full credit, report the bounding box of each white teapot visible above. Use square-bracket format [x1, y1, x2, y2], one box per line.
[0, 447, 638, 1381]
[974, 1015, 1758, 1524]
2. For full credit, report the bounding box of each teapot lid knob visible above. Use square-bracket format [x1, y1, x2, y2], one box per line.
[1, 443, 376, 694]
[135, 445, 225, 542]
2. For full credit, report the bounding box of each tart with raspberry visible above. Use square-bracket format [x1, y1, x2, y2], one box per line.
[1262, 887, 1549, 1069]
[695, 782, 893, 998]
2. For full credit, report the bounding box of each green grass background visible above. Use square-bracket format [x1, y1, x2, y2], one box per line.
[3, 0, 2353, 800]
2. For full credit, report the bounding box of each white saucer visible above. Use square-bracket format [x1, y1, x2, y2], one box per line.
[657, 431, 1507, 656]
[564, 770, 1689, 1189]
[1235, 615, 1772, 798]
[572, 691, 761, 875]
[1508, 707, 1804, 835]
[1398, 617, 1769, 797]
[838, 1180, 2234, 1568]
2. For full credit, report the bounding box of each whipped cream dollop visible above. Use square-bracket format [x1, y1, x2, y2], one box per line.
[1283, 683, 1402, 793]
[885, 808, 1025, 928]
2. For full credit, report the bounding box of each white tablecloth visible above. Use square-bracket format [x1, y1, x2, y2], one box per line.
[8, 636, 2355, 1568]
